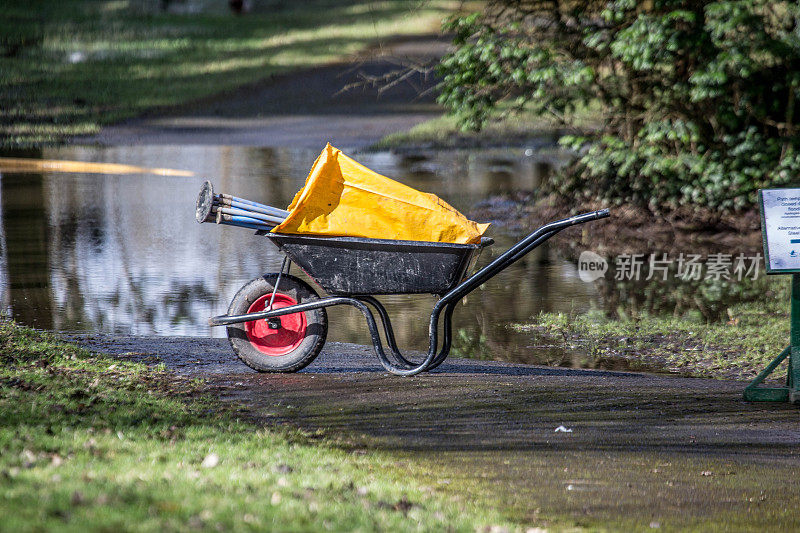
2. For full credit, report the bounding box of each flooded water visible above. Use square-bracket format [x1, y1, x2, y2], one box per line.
[0, 144, 766, 371]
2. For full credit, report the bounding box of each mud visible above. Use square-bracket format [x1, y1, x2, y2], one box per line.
[67, 333, 800, 530]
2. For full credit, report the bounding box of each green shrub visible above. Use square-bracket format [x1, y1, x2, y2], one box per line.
[437, 1, 800, 213]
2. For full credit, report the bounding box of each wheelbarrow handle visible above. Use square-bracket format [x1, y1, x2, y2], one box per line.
[578, 208, 610, 222]
[439, 208, 610, 307]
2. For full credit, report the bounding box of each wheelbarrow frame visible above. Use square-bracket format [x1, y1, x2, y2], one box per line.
[210, 209, 610, 376]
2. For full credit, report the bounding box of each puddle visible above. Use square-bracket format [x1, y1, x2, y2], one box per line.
[0, 145, 766, 371]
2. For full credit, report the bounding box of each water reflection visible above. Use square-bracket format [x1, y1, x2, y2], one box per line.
[0, 144, 766, 370]
[1, 163, 53, 328]
[593, 264, 767, 322]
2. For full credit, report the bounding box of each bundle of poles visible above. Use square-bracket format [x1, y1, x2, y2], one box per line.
[196, 181, 289, 232]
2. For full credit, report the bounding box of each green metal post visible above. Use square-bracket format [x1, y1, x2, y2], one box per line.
[743, 273, 800, 403]
[791, 274, 800, 403]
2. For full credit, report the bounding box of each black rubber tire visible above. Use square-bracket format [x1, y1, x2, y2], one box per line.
[226, 274, 327, 372]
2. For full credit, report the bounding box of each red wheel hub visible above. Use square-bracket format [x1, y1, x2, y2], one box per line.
[244, 293, 307, 356]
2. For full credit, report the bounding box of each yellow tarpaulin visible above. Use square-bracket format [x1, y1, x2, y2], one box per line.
[273, 144, 490, 244]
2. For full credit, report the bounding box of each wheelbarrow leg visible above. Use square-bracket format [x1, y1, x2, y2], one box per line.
[343, 298, 444, 376]
[356, 296, 415, 370]
[426, 301, 457, 371]
[357, 296, 456, 372]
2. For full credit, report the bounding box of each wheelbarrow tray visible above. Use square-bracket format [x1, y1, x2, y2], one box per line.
[265, 233, 491, 295]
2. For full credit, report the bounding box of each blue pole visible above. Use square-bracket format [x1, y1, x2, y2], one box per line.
[217, 213, 275, 231]
[219, 194, 289, 218]
[218, 219, 273, 232]
[217, 206, 285, 225]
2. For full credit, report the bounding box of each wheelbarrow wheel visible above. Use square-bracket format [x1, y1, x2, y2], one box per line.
[227, 274, 327, 372]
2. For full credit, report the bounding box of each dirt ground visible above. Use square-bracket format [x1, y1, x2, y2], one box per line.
[66, 333, 800, 531]
[77, 37, 447, 149]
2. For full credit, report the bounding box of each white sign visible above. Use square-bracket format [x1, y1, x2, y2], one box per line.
[761, 188, 800, 272]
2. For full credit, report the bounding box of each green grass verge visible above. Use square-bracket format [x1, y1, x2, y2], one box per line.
[372, 102, 602, 150]
[0, 320, 510, 531]
[516, 276, 791, 381]
[1, 0, 455, 148]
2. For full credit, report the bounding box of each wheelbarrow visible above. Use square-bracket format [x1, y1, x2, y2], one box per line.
[206, 206, 610, 376]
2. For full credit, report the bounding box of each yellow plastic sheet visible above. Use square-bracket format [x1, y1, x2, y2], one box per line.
[273, 144, 490, 244]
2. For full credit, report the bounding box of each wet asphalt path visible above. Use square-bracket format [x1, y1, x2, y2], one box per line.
[64, 332, 800, 454]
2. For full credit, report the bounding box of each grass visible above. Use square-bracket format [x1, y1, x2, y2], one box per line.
[1, 0, 457, 148]
[517, 275, 791, 381]
[0, 320, 512, 531]
[372, 102, 602, 150]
